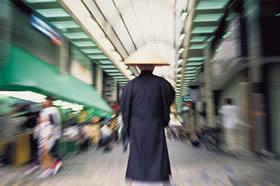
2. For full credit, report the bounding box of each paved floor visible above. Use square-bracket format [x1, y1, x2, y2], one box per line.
[1, 141, 280, 186]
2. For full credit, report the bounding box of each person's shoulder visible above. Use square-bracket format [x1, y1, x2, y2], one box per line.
[122, 78, 136, 90]
[49, 106, 60, 113]
[152, 75, 168, 82]
[154, 76, 173, 88]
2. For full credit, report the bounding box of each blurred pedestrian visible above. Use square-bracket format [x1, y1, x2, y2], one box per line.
[98, 122, 113, 152]
[40, 96, 62, 175]
[121, 63, 175, 185]
[34, 114, 56, 178]
[219, 98, 240, 155]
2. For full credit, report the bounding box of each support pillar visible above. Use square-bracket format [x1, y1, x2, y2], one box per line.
[59, 40, 69, 75]
[204, 44, 215, 127]
[245, 0, 267, 154]
[96, 66, 103, 96]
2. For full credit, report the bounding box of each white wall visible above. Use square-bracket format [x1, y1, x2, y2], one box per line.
[70, 60, 92, 84]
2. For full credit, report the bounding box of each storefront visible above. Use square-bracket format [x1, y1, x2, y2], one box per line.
[0, 1, 112, 165]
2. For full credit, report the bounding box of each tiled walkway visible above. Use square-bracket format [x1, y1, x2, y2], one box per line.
[1, 141, 280, 186]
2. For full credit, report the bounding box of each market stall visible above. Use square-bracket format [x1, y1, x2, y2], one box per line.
[0, 45, 113, 165]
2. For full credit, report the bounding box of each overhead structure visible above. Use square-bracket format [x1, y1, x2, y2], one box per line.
[24, 0, 133, 86]
[175, 0, 231, 108]
[57, 0, 189, 83]
[0, 45, 112, 116]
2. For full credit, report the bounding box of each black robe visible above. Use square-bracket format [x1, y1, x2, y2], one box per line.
[120, 70, 175, 182]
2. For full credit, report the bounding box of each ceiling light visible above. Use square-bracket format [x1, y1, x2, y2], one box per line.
[178, 48, 185, 54]
[177, 67, 182, 72]
[177, 59, 183, 66]
[180, 11, 188, 21]
[179, 34, 186, 41]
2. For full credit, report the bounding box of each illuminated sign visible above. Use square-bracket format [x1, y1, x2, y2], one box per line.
[30, 15, 63, 46]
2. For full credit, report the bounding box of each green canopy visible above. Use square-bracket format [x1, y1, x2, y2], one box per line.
[0, 45, 112, 117]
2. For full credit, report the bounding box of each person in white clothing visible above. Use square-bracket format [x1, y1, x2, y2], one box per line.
[40, 97, 62, 175]
[40, 98, 62, 141]
[97, 122, 114, 152]
[219, 98, 240, 154]
[34, 114, 56, 178]
[100, 124, 112, 138]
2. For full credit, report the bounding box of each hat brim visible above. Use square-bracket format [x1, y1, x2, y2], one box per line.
[125, 60, 170, 66]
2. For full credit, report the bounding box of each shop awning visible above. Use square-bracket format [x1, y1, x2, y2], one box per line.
[0, 45, 112, 117]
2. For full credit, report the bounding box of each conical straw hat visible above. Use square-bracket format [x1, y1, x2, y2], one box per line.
[125, 49, 170, 66]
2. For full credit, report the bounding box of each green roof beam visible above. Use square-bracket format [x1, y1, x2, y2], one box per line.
[26, 0, 56, 2]
[88, 55, 108, 60]
[196, 0, 230, 10]
[64, 32, 89, 39]
[190, 36, 208, 43]
[194, 14, 223, 23]
[51, 21, 79, 29]
[192, 26, 217, 34]
[189, 44, 206, 50]
[72, 41, 96, 47]
[185, 66, 197, 70]
[81, 48, 103, 54]
[36, 8, 69, 18]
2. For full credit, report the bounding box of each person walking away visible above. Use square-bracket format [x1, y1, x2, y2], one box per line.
[121, 61, 175, 185]
[40, 96, 62, 175]
[219, 98, 240, 155]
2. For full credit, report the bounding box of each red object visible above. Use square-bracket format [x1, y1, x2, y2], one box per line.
[185, 101, 193, 109]
[51, 37, 62, 46]
[111, 103, 120, 113]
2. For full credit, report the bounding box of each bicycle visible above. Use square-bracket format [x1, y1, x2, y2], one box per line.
[199, 126, 223, 152]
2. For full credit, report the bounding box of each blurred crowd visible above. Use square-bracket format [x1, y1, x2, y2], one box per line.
[0, 96, 125, 179]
